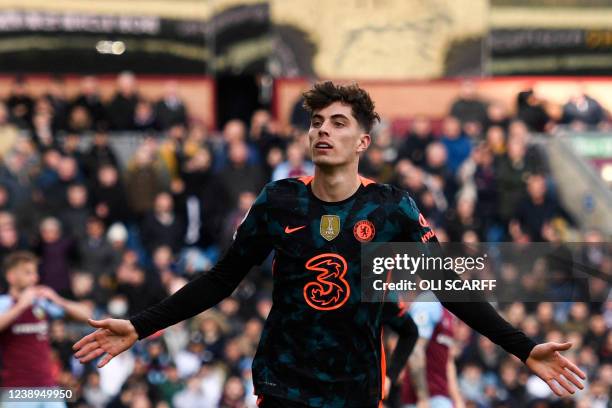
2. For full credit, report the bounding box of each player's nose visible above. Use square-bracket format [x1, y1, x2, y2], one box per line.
[318, 122, 330, 137]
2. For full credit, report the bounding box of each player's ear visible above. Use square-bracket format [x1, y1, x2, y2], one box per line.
[357, 133, 371, 153]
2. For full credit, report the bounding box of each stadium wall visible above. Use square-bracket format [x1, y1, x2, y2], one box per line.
[274, 77, 612, 129]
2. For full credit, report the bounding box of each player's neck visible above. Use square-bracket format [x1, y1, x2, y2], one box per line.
[311, 165, 361, 202]
[8, 287, 22, 300]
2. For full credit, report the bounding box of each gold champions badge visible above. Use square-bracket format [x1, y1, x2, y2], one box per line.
[320, 215, 340, 241]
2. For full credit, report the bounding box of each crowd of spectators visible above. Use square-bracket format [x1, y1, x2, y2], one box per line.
[0, 74, 608, 408]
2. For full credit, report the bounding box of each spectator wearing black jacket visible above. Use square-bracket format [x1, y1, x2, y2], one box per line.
[107, 71, 140, 131]
[513, 173, 573, 242]
[155, 81, 188, 131]
[71, 75, 108, 130]
[83, 128, 120, 179]
[91, 164, 131, 226]
[397, 116, 434, 167]
[517, 89, 550, 133]
[175, 146, 228, 248]
[140, 191, 186, 254]
[450, 80, 488, 126]
[6, 76, 34, 129]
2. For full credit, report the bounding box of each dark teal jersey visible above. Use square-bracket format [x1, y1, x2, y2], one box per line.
[233, 176, 431, 406]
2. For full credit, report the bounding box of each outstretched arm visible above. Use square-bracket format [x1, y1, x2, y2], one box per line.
[399, 194, 586, 396]
[74, 185, 274, 367]
[73, 246, 257, 367]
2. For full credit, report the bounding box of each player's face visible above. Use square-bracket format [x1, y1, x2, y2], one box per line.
[6, 261, 38, 291]
[308, 102, 370, 168]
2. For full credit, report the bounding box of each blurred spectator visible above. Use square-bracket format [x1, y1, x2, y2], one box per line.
[49, 320, 75, 376]
[445, 195, 483, 241]
[151, 245, 175, 287]
[6, 76, 34, 128]
[158, 124, 187, 181]
[175, 146, 227, 248]
[216, 119, 261, 172]
[561, 89, 606, 128]
[92, 164, 131, 225]
[66, 105, 92, 134]
[271, 140, 313, 181]
[140, 192, 186, 254]
[72, 75, 107, 130]
[108, 71, 140, 131]
[175, 338, 206, 380]
[78, 216, 116, 278]
[424, 142, 455, 208]
[219, 376, 247, 408]
[44, 75, 69, 132]
[397, 116, 434, 167]
[458, 362, 486, 406]
[155, 81, 188, 131]
[61, 133, 85, 170]
[290, 96, 311, 131]
[220, 141, 265, 208]
[0, 212, 26, 263]
[173, 375, 213, 408]
[459, 143, 499, 238]
[508, 120, 549, 174]
[513, 173, 573, 242]
[497, 358, 527, 405]
[517, 89, 550, 132]
[158, 364, 184, 406]
[0, 148, 37, 235]
[59, 183, 90, 242]
[116, 262, 166, 316]
[83, 128, 120, 178]
[371, 120, 397, 163]
[35, 217, 76, 296]
[484, 101, 511, 131]
[126, 145, 167, 220]
[135, 99, 157, 132]
[495, 133, 529, 224]
[0, 102, 20, 158]
[359, 144, 393, 184]
[83, 371, 111, 408]
[41, 155, 83, 214]
[31, 108, 58, 152]
[485, 125, 506, 157]
[562, 303, 590, 335]
[221, 191, 256, 248]
[440, 116, 472, 174]
[450, 80, 488, 126]
[249, 109, 285, 163]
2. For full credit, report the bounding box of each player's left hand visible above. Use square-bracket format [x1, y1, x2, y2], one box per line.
[525, 342, 586, 397]
[36, 285, 61, 304]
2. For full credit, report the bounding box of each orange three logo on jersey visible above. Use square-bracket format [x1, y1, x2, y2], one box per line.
[303, 253, 350, 311]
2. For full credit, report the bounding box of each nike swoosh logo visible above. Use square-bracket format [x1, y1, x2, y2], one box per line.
[284, 225, 306, 234]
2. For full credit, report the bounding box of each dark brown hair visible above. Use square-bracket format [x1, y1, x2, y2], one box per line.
[3, 251, 38, 274]
[302, 81, 380, 133]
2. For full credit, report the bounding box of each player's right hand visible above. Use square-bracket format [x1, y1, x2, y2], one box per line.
[416, 400, 430, 408]
[72, 318, 139, 368]
[16, 287, 39, 309]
